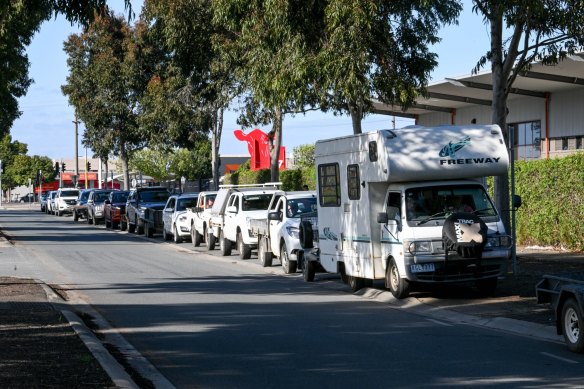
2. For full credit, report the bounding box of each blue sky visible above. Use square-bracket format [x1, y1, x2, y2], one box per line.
[12, 0, 490, 160]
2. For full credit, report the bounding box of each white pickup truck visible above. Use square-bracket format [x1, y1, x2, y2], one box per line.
[250, 191, 317, 273]
[209, 184, 279, 259]
[186, 191, 217, 248]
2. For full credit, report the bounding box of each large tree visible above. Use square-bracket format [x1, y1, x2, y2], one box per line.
[472, 0, 584, 231]
[0, 1, 132, 136]
[62, 9, 148, 190]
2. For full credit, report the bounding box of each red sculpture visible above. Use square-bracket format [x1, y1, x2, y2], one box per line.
[234, 129, 286, 170]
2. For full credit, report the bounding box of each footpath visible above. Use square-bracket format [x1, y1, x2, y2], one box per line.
[1, 202, 583, 387]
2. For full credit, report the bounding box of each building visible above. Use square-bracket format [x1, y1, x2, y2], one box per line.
[374, 55, 584, 160]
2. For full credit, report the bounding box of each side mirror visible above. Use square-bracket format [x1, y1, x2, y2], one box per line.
[377, 212, 389, 224]
[513, 195, 522, 209]
[226, 205, 237, 213]
[268, 211, 282, 221]
[194, 206, 203, 213]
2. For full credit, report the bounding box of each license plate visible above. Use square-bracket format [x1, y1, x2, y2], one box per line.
[410, 263, 435, 273]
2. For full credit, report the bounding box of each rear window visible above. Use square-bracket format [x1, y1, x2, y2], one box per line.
[112, 193, 129, 203]
[61, 190, 79, 197]
[140, 190, 170, 202]
[242, 194, 273, 211]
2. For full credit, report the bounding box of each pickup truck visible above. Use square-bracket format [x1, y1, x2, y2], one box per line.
[208, 184, 279, 258]
[186, 191, 217, 248]
[125, 186, 170, 234]
[250, 191, 317, 273]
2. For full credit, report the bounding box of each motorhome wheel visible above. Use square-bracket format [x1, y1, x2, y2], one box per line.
[386, 259, 410, 299]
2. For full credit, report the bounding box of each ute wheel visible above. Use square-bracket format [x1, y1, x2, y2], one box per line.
[105, 218, 111, 228]
[73, 211, 78, 222]
[302, 254, 315, 282]
[93, 214, 98, 225]
[347, 276, 364, 292]
[87, 213, 92, 224]
[128, 221, 135, 233]
[112, 221, 119, 230]
[219, 230, 232, 256]
[280, 243, 297, 273]
[173, 226, 181, 243]
[562, 298, 584, 353]
[163, 225, 171, 241]
[258, 236, 273, 267]
[56, 210, 61, 217]
[146, 223, 154, 238]
[207, 232, 216, 250]
[192, 226, 201, 247]
[237, 232, 252, 259]
[136, 218, 143, 234]
[476, 277, 498, 297]
[386, 259, 410, 299]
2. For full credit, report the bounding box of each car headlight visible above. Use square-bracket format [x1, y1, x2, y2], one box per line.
[245, 217, 252, 229]
[406, 240, 432, 254]
[486, 235, 512, 248]
[285, 226, 300, 239]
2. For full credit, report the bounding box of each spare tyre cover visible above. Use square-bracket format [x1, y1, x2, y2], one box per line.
[299, 220, 314, 249]
[442, 212, 488, 258]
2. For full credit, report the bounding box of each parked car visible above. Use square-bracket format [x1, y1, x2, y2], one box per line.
[39, 193, 48, 212]
[125, 187, 170, 234]
[19, 193, 35, 203]
[162, 193, 199, 243]
[104, 190, 130, 229]
[73, 189, 92, 221]
[186, 191, 217, 248]
[53, 188, 80, 216]
[86, 189, 114, 225]
[46, 191, 57, 214]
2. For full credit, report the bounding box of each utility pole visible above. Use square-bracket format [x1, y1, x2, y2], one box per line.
[73, 113, 80, 188]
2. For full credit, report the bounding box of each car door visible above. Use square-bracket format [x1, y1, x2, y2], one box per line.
[269, 197, 285, 254]
[163, 197, 176, 233]
[223, 194, 238, 241]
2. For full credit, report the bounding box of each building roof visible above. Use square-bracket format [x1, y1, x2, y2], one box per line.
[373, 54, 584, 118]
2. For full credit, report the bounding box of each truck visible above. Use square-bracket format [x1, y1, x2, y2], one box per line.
[536, 272, 584, 353]
[249, 191, 317, 273]
[208, 184, 280, 258]
[300, 124, 518, 298]
[125, 186, 171, 234]
[186, 191, 218, 248]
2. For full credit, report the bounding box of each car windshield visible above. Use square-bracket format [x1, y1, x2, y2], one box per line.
[286, 197, 317, 218]
[140, 190, 170, 202]
[242, 194, 273, 211]
[112, 193, 129, 203]
[177, 197, 198, 211]
[94, 192, 111, 202]
[404, 184, 496, 223]
[61, 190, 79, 197]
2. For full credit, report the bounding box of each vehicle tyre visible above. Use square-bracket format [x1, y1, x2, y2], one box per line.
[173, 226, 181, 243]
[302, 254, 315, 282]
[386, 259, 410, 299]
[163, 226, 171, 241]
[220, 230, 232, 256]
[56, 210, 61, 217]
[128, 221, 135, 233]
[347, 276, 364, 292]
[73, 211, 78, 222]
[238, 232, 252, 259]
[192, 226, 201, 247]
[87, 213, 92, 224]
[562, 298, 584, 353]
[93, 214, 98, 225]
[136, 218, 143, 234]
[280, 243, 297, 273]
[105, 218, 111, 228]
[146, 223, 154, 238]
[207, 231, 216, 250]
[258, 236, 273, 267]
[476, 277, 498, 297]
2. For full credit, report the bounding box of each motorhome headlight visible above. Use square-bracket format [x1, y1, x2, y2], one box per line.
[406, 240, 432, 254]
[285, 226, 300, 239]
[486, 235, 512, 248]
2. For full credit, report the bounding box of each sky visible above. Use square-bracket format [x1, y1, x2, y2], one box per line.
[11, 0, 491, 161]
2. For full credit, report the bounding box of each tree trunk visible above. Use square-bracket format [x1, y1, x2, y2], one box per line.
[211, 107, 223, 190]
[490, 13, 511, 233]
[120, 141, 130, 190]
[269, 108, 283, 183]
[349, 101, 363, 134]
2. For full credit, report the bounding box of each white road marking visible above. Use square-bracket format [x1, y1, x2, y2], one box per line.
[540, 352, 579, 364]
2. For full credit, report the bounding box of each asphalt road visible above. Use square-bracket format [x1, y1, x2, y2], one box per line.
[1, 206, 583, 388]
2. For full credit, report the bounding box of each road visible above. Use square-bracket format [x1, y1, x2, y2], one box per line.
[1, 207, 583, 388]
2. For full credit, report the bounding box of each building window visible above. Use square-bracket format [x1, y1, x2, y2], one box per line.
[510, 121, 541, 161]
[347, 164, 360, 200]
[318, 163, 341, 207]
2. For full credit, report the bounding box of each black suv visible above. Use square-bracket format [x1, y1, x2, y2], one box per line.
[125, 187, 170, 234]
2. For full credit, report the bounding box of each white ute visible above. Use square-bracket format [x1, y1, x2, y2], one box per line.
[250, 191, 317, 273]
[301, 124, 519, 298]
[187, 191, 218, 248]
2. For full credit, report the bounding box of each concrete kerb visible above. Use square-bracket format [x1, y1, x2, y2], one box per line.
[356, 287, 564, 345]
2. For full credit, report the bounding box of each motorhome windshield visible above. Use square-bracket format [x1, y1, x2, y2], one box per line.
[405, 184, 496, 224]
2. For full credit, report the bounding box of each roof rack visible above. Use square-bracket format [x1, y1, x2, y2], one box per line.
[219, 182, 282, 189]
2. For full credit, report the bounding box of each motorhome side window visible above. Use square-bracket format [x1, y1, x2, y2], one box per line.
[347, 164, 360, 200]
[318, 163, 341, 207]
[368, 141, 378, 162]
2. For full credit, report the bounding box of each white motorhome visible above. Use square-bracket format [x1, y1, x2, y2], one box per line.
[306, 124, 515, 298]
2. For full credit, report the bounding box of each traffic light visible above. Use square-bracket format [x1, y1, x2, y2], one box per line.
[61, 163, 66, 172]
[54, 162, 60, 176]
[86, 161, 92, 171]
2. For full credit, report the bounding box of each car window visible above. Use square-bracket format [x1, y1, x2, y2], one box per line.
[242, 194, 272, 211]
[61, 190, 79, 197]
[112, 193, 128, 203]
[140, 190, 170, 202]
[177, 197, 198, 211]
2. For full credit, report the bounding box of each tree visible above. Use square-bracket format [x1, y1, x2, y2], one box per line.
[62, 9, 148, 190]
[293, 144, 315, 169]
[0, 1, 133, 136]
[472, 0, 584, 231]
[0, 134, 28, 197]
[319, 0, 462, 134]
